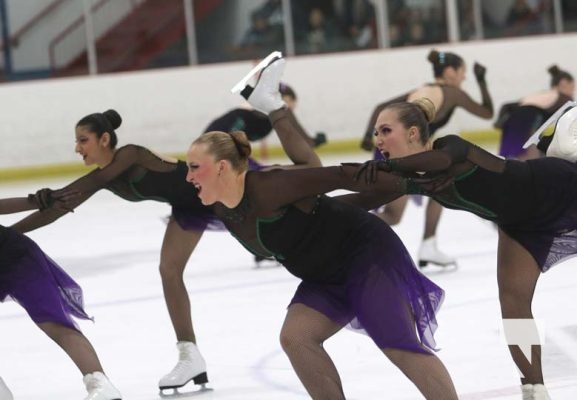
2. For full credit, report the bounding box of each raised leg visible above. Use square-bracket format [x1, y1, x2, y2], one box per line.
[497, 229, 544, 384]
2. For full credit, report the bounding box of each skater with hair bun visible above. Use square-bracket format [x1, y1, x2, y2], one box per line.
[359, 49, 494, 269]
[10, 102, 321, 396]
[496, 64, 574, 160]
[186, 56, 458, 400]
[1, 194, 121, 400]
[355, 97, 577, 400]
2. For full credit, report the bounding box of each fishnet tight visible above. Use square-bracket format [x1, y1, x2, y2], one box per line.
[280, 303, 458, 399]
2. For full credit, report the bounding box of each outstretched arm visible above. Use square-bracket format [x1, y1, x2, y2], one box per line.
[11, 145, 171, 233]
[0, 197, 38, 214]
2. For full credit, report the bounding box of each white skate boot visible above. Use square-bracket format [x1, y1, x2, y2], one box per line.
[418, 236, 457, 268]
[523, 100, 576, 149]
[231, 51, 286, 115]
[521, 383, 551, 400]
[0, 377, 14, 400]
[545, 105, 577, 161]
[83, 371, 121, 400]
[159, 341, 212, 397]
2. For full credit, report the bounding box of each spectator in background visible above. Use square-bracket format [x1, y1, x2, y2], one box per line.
[505, 0, 553, 37]
[302, 7, 338, 54]
[233, 10, 284, 60]
[333, 0, 376, 49]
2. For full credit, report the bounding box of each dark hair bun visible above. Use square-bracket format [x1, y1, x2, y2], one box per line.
[427, 50, 439, 64]
[548, 65, 560, 75]
[103, 109, 122, 130]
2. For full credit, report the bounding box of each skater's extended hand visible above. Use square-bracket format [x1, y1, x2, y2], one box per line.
[473, 62, 487, 83]
[347, 160, 454, 193]
[405, 173, 454, 195]
[28, 188, 79, 212]
[348, 160, 394, 184]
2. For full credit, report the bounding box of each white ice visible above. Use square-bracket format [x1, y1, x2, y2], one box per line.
[1, 152, 576, 400]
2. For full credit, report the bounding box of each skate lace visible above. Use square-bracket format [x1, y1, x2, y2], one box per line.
[168, 359, 192, 376]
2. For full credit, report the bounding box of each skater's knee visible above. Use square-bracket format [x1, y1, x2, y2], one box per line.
[159, 260, 186, 281]
[279, 328, 318, 355]
[499, 291, 533, 319]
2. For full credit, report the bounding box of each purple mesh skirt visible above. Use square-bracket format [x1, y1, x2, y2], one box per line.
[289, 221, 444, 354]
[0, 227, 91, 331]
[499, 106, 544, 158]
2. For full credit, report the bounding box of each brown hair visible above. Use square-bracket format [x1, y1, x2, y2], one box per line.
[193, 130, 251, 172]
[76, 109, 122, 149]
[427, 49, 464, 78]
[548, 64, 574, 87]
[385, 98, 437, 144]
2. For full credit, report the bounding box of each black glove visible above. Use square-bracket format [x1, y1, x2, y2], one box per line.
[313, 132, 328, 147]
[404, 173, 454, 195]
[473, 62, 487, 83]
[28, 188, 78, 212]
[347, 160, 395, 184]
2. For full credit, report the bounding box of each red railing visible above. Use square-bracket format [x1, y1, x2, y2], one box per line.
[0, 0, 67, 50]
[48, 0, 112, 70]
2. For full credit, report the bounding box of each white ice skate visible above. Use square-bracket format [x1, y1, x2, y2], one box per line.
[159, 342, 213, 398]
[231, 51, 286, 115]
[0, 377, 14, 400]
[230, 50, 282, 94]
[523, 100, 577, 149]
[83, 371, 122, 400]
[521, 383, 551, 400]
[418, 236, 457, 269]
[544, 105, 577, 161]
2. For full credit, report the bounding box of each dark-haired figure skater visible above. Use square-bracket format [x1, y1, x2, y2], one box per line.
[204, 82, 327, 161]
[1, 194, 121, 400]
[186, 57, 458, 400]
[10, 83, 321, 394]
[359, 49, 494, 268]
[359, 97, 577, 400]
[496, 65, 574, 160]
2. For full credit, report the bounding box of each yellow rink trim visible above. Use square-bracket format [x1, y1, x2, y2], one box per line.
[0, 129, 502, 183]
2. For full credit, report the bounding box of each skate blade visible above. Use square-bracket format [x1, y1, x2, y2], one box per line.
[159, 385, 214, 398]
[522, 100, 577, 149]
[418, 260, 458, 272]
[230, 51, 282, 94]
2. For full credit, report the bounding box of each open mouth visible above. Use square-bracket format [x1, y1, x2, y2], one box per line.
[378, 148, 390, 159]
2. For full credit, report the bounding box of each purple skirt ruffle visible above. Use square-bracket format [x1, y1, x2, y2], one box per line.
[499, 106, 544, 158]
[289, 220, 444, 354]
[0, 227, 91, 331]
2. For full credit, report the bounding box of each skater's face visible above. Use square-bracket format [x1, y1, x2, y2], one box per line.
[557, 78, 575, 98]
[74, 126, 113, 167]
[186, 143, 223, 205]
[374, 109, 424, 159]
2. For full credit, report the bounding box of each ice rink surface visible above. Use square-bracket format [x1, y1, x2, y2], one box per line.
[1, 152, 577, 399]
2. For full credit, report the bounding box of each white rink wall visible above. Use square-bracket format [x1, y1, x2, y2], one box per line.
[1, 33, 577, 169]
